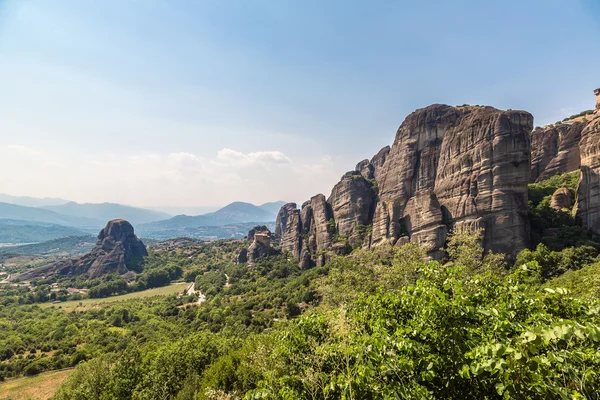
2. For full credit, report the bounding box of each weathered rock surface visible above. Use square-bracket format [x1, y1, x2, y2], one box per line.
[274, 194, 334, 269]
[551, 187, 574, 211]
[310, 194, 333, 254]
[371, 105, 532, 257]
[575, 106, 600, 234]
[276, 203, 302, 260]
[530, 122, 585, 182]
[327, 171, 377, 246]
[277, 103, 533, 263]
[238, 226, 276, 266]
[18, 219, 147, 280]
[247, 225, 269, 242]
[355, 146, 390, 181]
[247, 226, 273, 265]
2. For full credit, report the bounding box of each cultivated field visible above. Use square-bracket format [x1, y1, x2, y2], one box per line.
[0, 369, 73, 400]
[41, 283, 189, 311]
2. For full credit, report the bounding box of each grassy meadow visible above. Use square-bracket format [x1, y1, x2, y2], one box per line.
[40, 282, 188, 311]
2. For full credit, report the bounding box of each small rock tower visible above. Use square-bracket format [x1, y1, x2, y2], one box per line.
[595, 88, 600, 111]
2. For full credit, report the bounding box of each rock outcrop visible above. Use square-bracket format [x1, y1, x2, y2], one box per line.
[275, 194, 336, 269]
[247, 225, 269, 242]
[238, 225, 275, 266]
[18, 219, 147, 280]
[575, 102, 600, 234]
[530, 122, 585, 182]
[371, 105, 533, 257]
[551, 187, 574, 211]
[276, 203, 302, 260]
[277, 103, 533, 264]
[328, 171, 377, 247]
[247, 228, 272, 265]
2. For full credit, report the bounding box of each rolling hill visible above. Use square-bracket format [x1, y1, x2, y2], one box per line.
[137, 201, 280, 238]
[0, 193, 69, 207]
[258, 201, 287, 215]
[0, 235, 96, 256]
[204, 201, 275, 222]
[42, 202, 171, 225]
[0, 202, 102, 228]
[0, 219, 87, 244]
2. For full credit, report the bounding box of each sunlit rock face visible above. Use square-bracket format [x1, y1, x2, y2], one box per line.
[575, 109, 600, 234]
[530, 122, 585, 183]
[370, 104, 533, 257]
[277, 103, 533, 263]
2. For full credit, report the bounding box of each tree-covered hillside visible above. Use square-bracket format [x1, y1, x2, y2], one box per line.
[0, 231, 591, 399]
[2, 173, 600, 399]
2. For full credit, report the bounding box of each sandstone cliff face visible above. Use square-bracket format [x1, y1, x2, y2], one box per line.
[530, 122, 585, 182]
[277, 103, 533, 264]
[274, 194, 335, 269]
[356, 146, 390, 182]
[370, 105, 533, 256]
[19, 219, 147, 280]
[575, 110, 600, 234]
[551, 187, 574, 211]
[275, 203, 300, 259]
[327, 171, 376, 246]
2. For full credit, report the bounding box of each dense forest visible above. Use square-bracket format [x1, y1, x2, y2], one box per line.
[1, 174, 600, 399]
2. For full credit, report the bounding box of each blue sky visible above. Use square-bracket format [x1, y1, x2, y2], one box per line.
[0, 0, 599, 208]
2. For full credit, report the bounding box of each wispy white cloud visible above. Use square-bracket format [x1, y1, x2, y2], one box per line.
[216, 148, 291, 167]
[7, 144, 42, 156]
[0, 145, 349, 207]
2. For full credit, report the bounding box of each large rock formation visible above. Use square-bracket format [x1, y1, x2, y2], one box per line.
[277, 103, 533, 264]
[371, 105, 532, 256]
[328, 171, 377, 247]
[575, 96, 600, 234]
[18, 219, 147, 280]
[238, 225, 277, 266]
[275, 194, 336, 269]
[247, 226, 273, 266]
[275, 203, 302, 260]
[530, 122, 585, 182]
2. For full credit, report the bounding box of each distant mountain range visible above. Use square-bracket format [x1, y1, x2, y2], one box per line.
[138, 201, 285, 235]
[145, 205, 221, 216]
[0, 193, 69, 207]
[0, 195, 286, 243]
[41, 202, 171, 226]
[204, 201, 283, 222]
[0, 202, 101, 228]
[257, 201, 288, 216]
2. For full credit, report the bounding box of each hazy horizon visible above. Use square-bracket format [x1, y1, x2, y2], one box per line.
[2, 0, 599, 207]
[0, 192, 288, 215]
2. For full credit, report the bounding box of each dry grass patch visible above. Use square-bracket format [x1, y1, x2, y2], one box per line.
[0, 369, 72, 400]
[40, 283, 187, 311]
